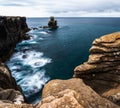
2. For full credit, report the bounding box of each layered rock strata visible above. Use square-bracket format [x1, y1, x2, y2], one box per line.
[0, 16, 30, 62]
[74, 32, 120, 105]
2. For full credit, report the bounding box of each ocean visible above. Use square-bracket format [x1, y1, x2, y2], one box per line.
[6, 17, 120, 103]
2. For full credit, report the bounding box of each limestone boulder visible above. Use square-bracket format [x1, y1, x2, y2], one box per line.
[36, 78, 119, 108]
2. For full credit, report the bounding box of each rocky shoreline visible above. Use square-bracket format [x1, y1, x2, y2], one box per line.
[0, 16, 33, 107]
[0, 16, 119, 108]
[0, 16, 30, 62]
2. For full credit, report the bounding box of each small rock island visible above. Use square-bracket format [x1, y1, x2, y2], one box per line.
[48, 16, 58, 29]
[0, 16, 120, 108]
[43, 16, 58, 29]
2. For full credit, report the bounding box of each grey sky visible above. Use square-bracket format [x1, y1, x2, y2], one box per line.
[0, 0, 120, 17]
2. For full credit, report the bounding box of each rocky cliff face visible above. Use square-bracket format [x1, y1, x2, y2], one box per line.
[0, 16, 30, 62]
[0, 62, 35, 107]
[0, 16, 33, 108]
[39, 32, 120, 108]
[0, 16, 120, 108]
[74, 32, 120, 105]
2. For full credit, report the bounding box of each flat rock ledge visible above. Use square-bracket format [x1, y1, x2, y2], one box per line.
[74, 32, 120, 106]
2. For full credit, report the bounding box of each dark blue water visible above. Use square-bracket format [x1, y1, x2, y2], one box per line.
[7, 17, 120, 103]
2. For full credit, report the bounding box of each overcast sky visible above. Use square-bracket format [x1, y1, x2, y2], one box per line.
[0, 0, 120, 17]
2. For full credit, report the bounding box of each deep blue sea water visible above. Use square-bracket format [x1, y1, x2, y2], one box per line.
[7, 17, 120, 103]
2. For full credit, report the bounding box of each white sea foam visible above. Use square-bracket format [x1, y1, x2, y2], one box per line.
[8, 50, 51, 97]
[26, 36, 37, 44]
[7, 28, 52, 100]
[23, 51, 51, 68]
[31, 35, 44, 40]
[10, 66, 22, 72]
[18, 70, 49, 97]
[28, 30, 34, 33]
[11, 50, 51, 68]
[39, 31, 48, 35]
[11, 66, 19, 70]
[31, 35, 38, 39]
[28, 41, 37, 44]
[39, 37, 44, 40]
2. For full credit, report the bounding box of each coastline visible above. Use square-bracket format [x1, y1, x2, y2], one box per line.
[0, 16, 119, 108]
[0, 16, 30, 104]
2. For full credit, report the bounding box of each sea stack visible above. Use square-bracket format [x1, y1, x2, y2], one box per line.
[48, 16, 58, 29]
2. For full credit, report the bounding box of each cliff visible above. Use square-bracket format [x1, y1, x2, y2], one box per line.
[0, 16, 119, 108]
[0, 64, 34, 107]
[0, 16, 30, 62]
[74, 32, 120, 106]
[37, 32, 120, 108]
[0, 16, 33, 107]
[37, 78, 119, 108]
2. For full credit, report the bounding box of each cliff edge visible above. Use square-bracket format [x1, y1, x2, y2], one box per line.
[36, 32, 120, 108]
[0, 16, 34, 108]
[0, 16, 30, 62]
[0, 16, 119, 108]
[74, 32, 120, 105]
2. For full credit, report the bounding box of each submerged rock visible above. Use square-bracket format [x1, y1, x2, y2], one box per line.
[37, 78, 119, 108]
[74, 32, 120, 105]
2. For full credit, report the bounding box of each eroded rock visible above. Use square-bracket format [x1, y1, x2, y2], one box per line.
[0, 16, 32, 107]
[0, 63, 22, 91]
[0, 101, 34, 108]
[74, 32, 120, 105]
[0, 63, 25, 103]
[37, 78, 119, 108]
[48, 16, 58, 29]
